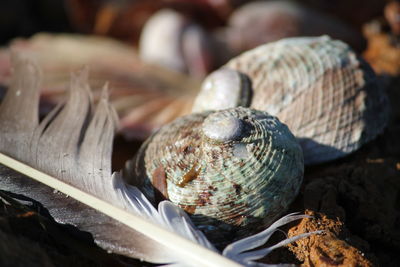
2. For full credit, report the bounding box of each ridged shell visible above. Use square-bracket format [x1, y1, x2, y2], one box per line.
[133, 107, 303, 246]
[194, 36, 389, 164]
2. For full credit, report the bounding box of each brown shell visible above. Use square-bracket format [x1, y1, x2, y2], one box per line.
[222, 1, 365, 54]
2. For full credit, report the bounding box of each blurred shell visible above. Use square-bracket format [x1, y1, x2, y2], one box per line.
[219, 0, 365, 54]
[139, 9, 189, 72]
[193, 36, 389, 165]
[139, 9, 216, 78]
[132, 107, 304, 246]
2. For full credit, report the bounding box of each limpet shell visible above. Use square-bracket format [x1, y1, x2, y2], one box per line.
[133, 107, 304, 246]
[193, 36, 389, 164]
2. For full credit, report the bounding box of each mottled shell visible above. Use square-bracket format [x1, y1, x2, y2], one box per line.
[133, 107, 303, 246]
[193, 36, 389, 164]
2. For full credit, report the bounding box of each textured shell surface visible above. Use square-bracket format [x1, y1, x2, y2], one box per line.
[133, 107, 304, 247]
[193, 36, 389, 164]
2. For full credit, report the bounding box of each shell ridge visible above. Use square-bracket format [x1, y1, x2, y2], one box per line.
[137, 108, 304, 246]
[218, 36, 388, 164]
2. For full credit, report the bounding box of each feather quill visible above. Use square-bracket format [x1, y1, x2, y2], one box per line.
[0, 54, 317, 266]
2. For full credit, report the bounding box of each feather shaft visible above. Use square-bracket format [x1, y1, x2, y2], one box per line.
[0, 152, 242, 267]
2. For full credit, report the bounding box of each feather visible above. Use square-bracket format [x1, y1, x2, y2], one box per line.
[0, 54, 318, 266]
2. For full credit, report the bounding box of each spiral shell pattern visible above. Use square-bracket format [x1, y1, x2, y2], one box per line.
[134, 107, 303, 246]
[195, 36, 389, 164]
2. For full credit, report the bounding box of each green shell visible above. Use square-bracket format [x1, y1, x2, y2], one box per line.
[192, 36, 389, 165]
[133, 107, 303, 246]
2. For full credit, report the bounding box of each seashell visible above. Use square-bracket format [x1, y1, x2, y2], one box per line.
[191, 68, 252, 113]
[139, 9, 189, 73]
[139, 9, 215, 78]
[192, 36, 389, 165]
[132, 107, 304, 247]
[219, 0, 365, 54]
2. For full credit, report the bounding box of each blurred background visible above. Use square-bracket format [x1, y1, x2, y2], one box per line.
[0, 0, 387, 47]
